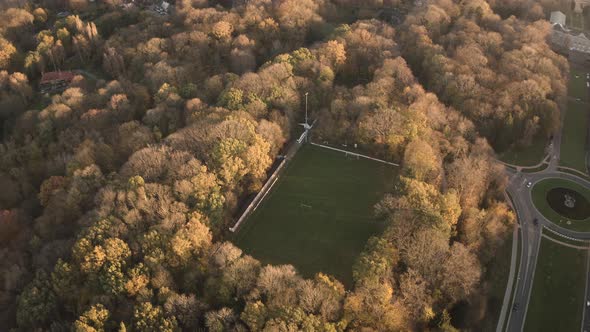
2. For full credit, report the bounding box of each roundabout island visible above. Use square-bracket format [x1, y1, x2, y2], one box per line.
[531, 177, 590, 232]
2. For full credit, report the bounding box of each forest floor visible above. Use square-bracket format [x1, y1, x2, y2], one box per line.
[232, 144, 398, 287]
[524, 238, 587, 332]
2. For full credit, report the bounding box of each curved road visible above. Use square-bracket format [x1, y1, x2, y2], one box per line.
[501, 137, 590, 331]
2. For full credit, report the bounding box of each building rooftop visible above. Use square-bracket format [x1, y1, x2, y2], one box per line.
[550, 11, 566, 27]
[40, 71, 75, 84]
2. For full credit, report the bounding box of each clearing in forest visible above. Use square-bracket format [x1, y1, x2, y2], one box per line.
[232, 144, 398, 287]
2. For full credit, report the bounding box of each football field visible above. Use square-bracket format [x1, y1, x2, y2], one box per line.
[233, 144, 398, 287]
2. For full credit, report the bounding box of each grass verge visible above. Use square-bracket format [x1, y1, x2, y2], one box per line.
[499, 137, 547, 167]
[569, 69, 589, 102]
[478, 229, 518, 331]
[569, 13, 585, 31]
[524, 238, 587, 332]
[559, 99, 588, 174]
[522, 163, 549, 173]
[542, 228, 590, 248]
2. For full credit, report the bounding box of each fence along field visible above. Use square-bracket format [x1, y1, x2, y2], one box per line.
[232, 143, 398, 287]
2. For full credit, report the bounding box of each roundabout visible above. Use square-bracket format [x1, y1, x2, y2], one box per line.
[531, 177, 590, 232]
[503, 164, 590, 332]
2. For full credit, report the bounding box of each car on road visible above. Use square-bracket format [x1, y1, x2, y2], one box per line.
[526, 182, 532, 188]
[587, 300, 590, 307]
[512, 302, 519, 311]
[533, 218, 538, 226]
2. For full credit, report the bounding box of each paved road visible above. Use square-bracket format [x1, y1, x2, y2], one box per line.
[583, 251, 590, 332]
[505, 171, 543, 332]
[501, 137, 590, 331]
[496, 222, 520, 332]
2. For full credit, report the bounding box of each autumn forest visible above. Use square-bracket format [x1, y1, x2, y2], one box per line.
[0, 0, 570, 330]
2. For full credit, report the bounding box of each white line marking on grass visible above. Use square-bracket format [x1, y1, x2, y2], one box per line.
[230, 160, 286, 232]
[310, 142, 399, 166]
[254, 177, 279, 212]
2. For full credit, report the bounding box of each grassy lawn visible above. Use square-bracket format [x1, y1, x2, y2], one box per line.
[522, 163, 548, 173]
[477, 230, 517, 331]
[524, 238, 587, 332]
[532, 178, 590, 231]
[560, 99, 588, 173]
[569, 69, 589, 102]
[233, 144, 398, 287]
[569, 12, 585, 31]
[499, 136, 547, 166]
[542, 228, 590, 248]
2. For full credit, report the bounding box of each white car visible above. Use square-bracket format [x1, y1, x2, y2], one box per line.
[526, 182, 532, 188]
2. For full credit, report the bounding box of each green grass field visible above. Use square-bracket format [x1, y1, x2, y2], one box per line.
[560, 99, 588, 173]
[569, 69, 588, 102]
[478, 231, 517, 331]
[542, 228, 590, 248]
[233, 144, 398, 287]
[569, 13, 585, 31]
[499, 136, 547, 167]
[532, 178, 590, 231]
[524, 239, 587, 332]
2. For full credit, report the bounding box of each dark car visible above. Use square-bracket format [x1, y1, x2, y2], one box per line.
[533, 218, 538, 226]
[512, 303, 519, 311]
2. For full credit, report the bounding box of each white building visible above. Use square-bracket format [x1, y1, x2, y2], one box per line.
[549, 13, 590, 64]
[550, 11, 566, 27]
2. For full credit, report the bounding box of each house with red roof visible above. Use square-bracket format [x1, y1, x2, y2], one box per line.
[39, 71, 75, 94]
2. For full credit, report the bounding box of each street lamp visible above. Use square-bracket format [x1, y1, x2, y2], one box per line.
[305, 92, 309, 125]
